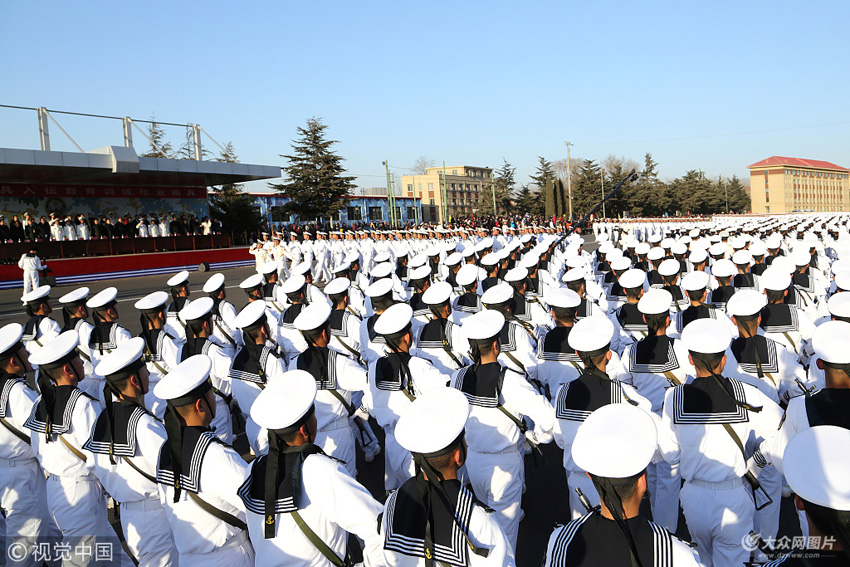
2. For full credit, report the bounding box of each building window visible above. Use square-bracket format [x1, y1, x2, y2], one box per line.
[452, 169, 457, 175]
[393, 207, 401, 220]
[407, 184, 413, 192]
[428, 182, 434, 190]
[347, 206, 363, 221]
[429, 199, 435, 205]
[368, 207, 383, 221]
[407, 206, 416, 219]
[418, 183, 422, 192]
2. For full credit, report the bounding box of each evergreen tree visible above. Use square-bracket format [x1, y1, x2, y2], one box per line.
[209, 143, 262, 235]
[530, 156, 556, 189]
[141, 117, 173, 158]
[571, 159, 603, 219]
[270, 118, 355, 222]
[726, 175, 751, 213]
[483, 158, 515, 214]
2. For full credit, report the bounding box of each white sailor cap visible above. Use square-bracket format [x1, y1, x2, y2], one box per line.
[166, 270, 190, 287]
[21, 285, 51, 305]
[638, 289, 673, 315]
[688, 228, 701, 238]
[260, 261, 279, 276]
[374, 303, 413, 337]
[422, 282, 453, 305]
[251, 370, 317, 432]
[749, 241, 768, 256]
[565, 256, 586, 270]
[519, 255, 540, 270]
[708, 242, 727, 257]
[812, 320, 850, 364]
[239, 273, 265, 291]
[834, 270, 850, 292]
[480, 253, 500, 268]
[503, 267, 528, 283]
[828, 292, 850, 319]
[58, 287, 89, 305]
[545, 288, 581, 310]
[568, 317, 614, 354]
[657, 259, 680, 277]
[681, 270, 710, 292]
[791, 249, 812, 267]
[179, 296, 213, 323]
[234, 301, 268, 331]
[153, 355, 212, 405]
[732, 250, 753, 266]
[395, 388, 469, 455]
[0, 323, 24, 358]
[711, 259, 736, 279]
[202, 273, 226, 294]
[324, 277, 351, 296]
[572, 403, 657, 479]
[759, 267, 792, 291]
[481, 283, 514, 306]
[688, 249, 708, 264]
[94, 337, 146, 381]
[462, 310, 505, 342]
[409, 265, 432, 281]
[634, 242, 651, 255]
[461, 247, 476, 259]
[647, 247, 665, 262]
[365, 278, 394, 298]
[610, 257, 632, 272]
[561, 268, 585, 284]
[425, 246, 441, 257]
[409, 254, 427, 269]
[618, 269, 646, 290]
[293, 302, 332, 332]
[370, 262, 394, 279]
[134, 291, 169, 312]
[671, 242, 688, 255]
[456, 264, 479, 287]
[725, 289, 767, 318]
[280, 274, 307, 295]
[784, 426, 850, 511]
[291, 262, 312, 276]
[28, 330, 79, 369]
[87, 287, 118, 310]
[681, 318, 731, 355]
[373, 252, 391, 264]
[445, 252, 463, 266]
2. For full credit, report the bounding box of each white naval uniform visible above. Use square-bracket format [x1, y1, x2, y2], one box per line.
[181, 337, 235, 445]
[289, 347, 369, 477]
[156, 428, 254, 567]
[24, 386, 114, 567]
[451, 362, 555, 552]
[139, 329, 182, 420]
[535, 326, 585, 398]
[552, 373, 652, 520]
[228, 342, 287, 455]
[22, 315, 61, 359]
[658, 376, 783, 567]
[239, 451, 385, 567]
[0, 375, 53, 567]
[368, 353, 449, 491]
[82, 404, 177, 567]
[64, 318, 95, 378]
[496, 319, 540, 389]
[412, 318, 471, 376]
[210, 300, 242, 356]
[87, 322, 133, 406]
[17, 254, 45, 296]
[381, 480, 516, 567]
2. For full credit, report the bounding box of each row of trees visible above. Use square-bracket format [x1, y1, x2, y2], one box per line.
[497, 153, 750, 220]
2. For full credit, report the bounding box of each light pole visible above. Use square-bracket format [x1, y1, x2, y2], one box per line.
[601, 168, 605, 218]
[565, 141, 573, 221]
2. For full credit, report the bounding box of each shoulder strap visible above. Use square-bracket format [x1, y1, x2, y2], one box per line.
[720, 422, 772, 511]
[290, 509, 351, 567]
[335, 336, 361, 361]
[662, 370, 681, 386]
[781, 332, 798, 354]
[0, 416, 30, 444]
[59, 434, 87, 462]
[327, 389, 357, 417]
[124, 456, 157, 484]
[214, 320, 237, 346]
[188, 491, 248, 531]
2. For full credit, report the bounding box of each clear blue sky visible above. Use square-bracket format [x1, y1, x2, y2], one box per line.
[2, 1, 849, 193]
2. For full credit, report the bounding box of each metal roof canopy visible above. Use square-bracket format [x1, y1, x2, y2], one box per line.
[0, 145, 280, 187]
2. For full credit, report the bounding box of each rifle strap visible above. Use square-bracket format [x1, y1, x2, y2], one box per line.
[214, 321, 237, 346]
[124, 456, 157, 484]
[662, 370, 681, 386]
[188, 491, 248, 531]
[59, 435, 87, 462]
[291, 509, 350, 567]
[0, 416, 30, 444]
[327, 389, 357, 417]
[782, 332, 798, 354]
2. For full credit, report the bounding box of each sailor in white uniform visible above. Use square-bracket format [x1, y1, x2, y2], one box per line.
[290, 302, 369, 477]
[203, 272, 241, 354]
[83, 338, 178, 567]
[480, 284, 541, 392]
[452, 309, 555, 552]
[25, 331, 114, 567]
[86, 287, 132, 406]
[277, 274, 314, 365]
[382, 387, 516, 566]
[360, 279, 395, 365]
[154, 355, 254, 567]
[20, 285, 61, 359]
[535, 288, 585, 397]
[413, 282, 471, 376]
[18, 247, 46, 297]
[544, 404, 703, 567]
[238, 370, 385, 567]
[451, 264, 483, 325]
[177, 297, 235, 445]
[58, 287, 95, 377]
[0, 323, 54, 566]
[164, 271, 191, 342]
[368, 304, 450, 492]
[134, 291, 182, 419]
[657, 319, 784, 567]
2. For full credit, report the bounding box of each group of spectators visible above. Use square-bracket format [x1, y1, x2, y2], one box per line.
[0, 212, 223, 243]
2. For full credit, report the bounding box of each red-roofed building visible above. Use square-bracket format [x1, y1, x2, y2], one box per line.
[748, 156, 850, 213]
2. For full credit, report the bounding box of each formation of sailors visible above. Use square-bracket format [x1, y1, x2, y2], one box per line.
[2, 214, 850, 566]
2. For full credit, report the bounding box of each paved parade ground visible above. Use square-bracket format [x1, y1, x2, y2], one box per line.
[0, 258, 804, 565]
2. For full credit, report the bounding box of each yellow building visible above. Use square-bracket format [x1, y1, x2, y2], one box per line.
[401, 165, 493, 224]
[748, 156, 850, 214]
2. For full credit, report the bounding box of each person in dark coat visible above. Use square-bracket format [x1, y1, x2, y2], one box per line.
[0, 218, 10, 242]
[9, 215, 25, 243]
